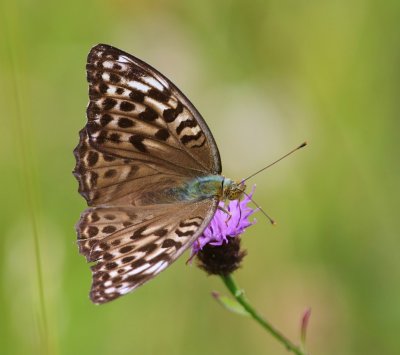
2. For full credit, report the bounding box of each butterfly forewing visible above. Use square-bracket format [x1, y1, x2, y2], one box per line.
[74, 44, 222, 303]
[86, 44, 221, 175]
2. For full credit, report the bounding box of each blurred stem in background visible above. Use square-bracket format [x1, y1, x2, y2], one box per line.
[2, 1, 51, 354]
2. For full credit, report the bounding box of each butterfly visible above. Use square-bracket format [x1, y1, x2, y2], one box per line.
[73, 44, 246, 304]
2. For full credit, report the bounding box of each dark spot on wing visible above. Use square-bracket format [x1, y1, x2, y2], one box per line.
[137, 243, 157, 253]
[161, 239, 182, 250]
[103, 253, 114, 260]
[87, 151, 99, 166]
[118, 117, 134, 128]
[103, 98, 117, 110]
[155, 128, 170, 141]
[102, 225, 117, 234]
[181, 131, 202, 145]
[120, 246, 133, 253]
[163, 102, 183, 123]
[147, 88, 169, 103]
[105, 262, 118, 270]
[176, 118, 197, 135]
[95, 130, 107, 145]
[130, 226, 147, 240]
[120, 101, 135, 112]
[109, 73, 120, 83]
[99, 83, 109, 93]
[121, 256, 135, 263]
[88, 226, 99, 237]
[104, 169, 117, 178]
[100, 114, 113, 126]
[129, 90, 145, 102]
[109, 133, 121, 143]
[103, 154, 116, 162]
[129, 135, 147, 152]
[176, 229, 194, 237]
[90, 171, 98, 186]
[87, 121, 101, 133]
[138, 107, 158, 122]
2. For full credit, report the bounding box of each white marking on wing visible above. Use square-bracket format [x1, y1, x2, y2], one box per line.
[181, 125, 201, 136]
[176, 225, 198, 233]
[119, 168, 130, 181]
[134, 251, 146, 260]
[157, 261, 168, 272]
[146, 98, 169, 112]
[105, 287, 117, 294]
[109, 270, 120, 278]
[174, 110, 192, 126]
[103, 61, 114, 69]
[143, 76, 165, 91]
[127, 262, 151, 276]
[153, 73, 170, 89]
[119, 286, 132, 295]
[109, 86, 119, 95]
[145, 260, 167, 275]
[118, 55, 131, 63]
[129, 80, 150, 92]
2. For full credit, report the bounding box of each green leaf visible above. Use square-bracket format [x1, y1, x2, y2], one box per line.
[212, 291, 250, 316]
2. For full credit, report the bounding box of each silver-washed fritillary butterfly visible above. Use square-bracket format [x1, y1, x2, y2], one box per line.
[73, 44, 246, 304]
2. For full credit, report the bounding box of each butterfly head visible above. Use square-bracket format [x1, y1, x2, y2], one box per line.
[223, 178, 246, 201]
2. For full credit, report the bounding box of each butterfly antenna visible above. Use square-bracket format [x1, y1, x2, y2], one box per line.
[243, 191, 276, 225]
[242, 142, 307, 183]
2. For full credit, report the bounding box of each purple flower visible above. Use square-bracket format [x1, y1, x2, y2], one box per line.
[192, 185, 257, 255]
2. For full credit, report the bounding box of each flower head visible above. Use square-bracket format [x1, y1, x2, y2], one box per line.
[192, 186, 257, 275]
[192, 185, 257, 255]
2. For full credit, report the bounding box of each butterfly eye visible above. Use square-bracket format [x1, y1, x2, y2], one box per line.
[226, 186, 245, 200]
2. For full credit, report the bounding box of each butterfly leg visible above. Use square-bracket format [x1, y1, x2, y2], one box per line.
[218, 205, 232, 225]
[186, 240, 201, 264]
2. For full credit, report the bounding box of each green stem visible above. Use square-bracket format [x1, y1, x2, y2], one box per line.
[220, 274, 306, 355]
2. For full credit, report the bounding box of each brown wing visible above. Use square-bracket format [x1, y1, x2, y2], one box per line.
[85, 43, 221, 175]
[74, 43, 222, 207]
[73, 128, 200, 206]
[74, 44, 223, 303]
[76, 199, 217, 304]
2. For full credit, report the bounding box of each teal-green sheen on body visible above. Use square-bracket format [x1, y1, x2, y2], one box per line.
[159, 175, 232, 203]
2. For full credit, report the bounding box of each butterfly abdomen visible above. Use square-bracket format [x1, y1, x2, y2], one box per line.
[140, 175, 224, 204]
[183, 175, 224, 201]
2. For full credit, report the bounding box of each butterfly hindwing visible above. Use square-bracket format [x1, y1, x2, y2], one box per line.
[77, 200, 217, 304]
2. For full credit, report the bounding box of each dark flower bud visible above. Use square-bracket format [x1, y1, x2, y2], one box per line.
[196, 237, 247, 276]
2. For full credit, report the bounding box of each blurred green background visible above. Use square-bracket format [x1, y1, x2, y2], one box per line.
[1, 0, 399, 354]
